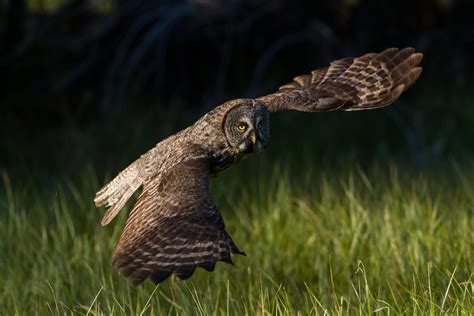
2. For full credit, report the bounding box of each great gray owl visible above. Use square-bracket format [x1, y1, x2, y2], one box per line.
[95, 47, 423, 285]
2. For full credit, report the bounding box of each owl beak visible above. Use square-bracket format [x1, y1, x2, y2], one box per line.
[249, 131, 257, 145]
[242, 130, 257, 154]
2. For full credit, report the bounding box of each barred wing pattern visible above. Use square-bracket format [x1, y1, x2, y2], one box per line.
[258, 47, 422, 112]
[112, 146, 244, 286]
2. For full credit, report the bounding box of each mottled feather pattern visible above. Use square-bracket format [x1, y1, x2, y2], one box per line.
[95, 150, 154, 225]
[111, 149, 244, 286]
[263, 47, 422, 112]
[95, 48, 422, 285]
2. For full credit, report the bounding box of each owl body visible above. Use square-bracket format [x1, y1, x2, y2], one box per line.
[95, 48, 423, 285]
[142, 99, 256, 179]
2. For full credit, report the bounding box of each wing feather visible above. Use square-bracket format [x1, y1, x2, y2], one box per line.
[259, 47, 423, 112]
[111, 144, 244, 286]
[94, 157, 146, 226]
[94, 145, 165, 226]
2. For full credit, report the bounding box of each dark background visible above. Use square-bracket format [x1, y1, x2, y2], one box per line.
[1, 0, 473, 179]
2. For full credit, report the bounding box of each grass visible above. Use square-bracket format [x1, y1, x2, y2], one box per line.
[1, 83, 473, 314]
[0, 152, 472, 314]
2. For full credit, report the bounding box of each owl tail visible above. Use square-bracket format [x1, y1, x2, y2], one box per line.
[95, 158, 145, 226]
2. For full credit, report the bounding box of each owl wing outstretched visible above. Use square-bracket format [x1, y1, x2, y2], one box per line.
[111, 144, 245, 286]
[257, 47, 422, 112]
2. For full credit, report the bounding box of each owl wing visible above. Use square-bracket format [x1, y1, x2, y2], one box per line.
[111, 144, 245, 286]
[94, 155, 148, 226]
[257, 47, 423, 112]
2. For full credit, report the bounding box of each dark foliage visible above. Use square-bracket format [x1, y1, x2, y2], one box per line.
[2, 0, 473, 113]
[1, 0, 473, 173]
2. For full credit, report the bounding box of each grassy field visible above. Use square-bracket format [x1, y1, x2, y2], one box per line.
[1, 152, 472, 314]
[1, 84, 474, 314]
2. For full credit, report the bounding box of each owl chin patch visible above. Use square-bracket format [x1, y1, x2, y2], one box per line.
[243, 142, 255, 154]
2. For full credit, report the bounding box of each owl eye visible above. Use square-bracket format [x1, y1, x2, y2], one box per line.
[236, 122, 248, 131]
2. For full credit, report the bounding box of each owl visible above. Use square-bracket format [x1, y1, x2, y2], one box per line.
[95, 48, 423, 285]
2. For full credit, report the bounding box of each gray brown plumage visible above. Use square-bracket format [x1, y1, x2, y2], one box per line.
[258, 47, 422, 112]
[95, 47, 423, 285]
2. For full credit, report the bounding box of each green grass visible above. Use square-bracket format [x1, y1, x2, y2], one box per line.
[0, 153, 472, 314]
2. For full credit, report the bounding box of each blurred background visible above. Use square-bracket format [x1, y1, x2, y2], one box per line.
[1, 0, 474, 179]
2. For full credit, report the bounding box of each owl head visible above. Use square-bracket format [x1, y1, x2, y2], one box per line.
[224, 102, 269, 153]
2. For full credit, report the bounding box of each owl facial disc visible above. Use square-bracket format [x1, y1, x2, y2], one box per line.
[224, 103, 269, 154]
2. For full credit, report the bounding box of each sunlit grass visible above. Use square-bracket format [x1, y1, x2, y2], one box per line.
[0, 155, 472, 314]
